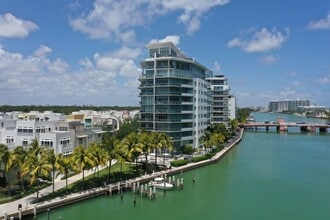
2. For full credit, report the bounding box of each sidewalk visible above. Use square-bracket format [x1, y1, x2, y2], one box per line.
[0, 160, 116, 217]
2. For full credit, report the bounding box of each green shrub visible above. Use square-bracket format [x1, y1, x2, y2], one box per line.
[192, 155, 208, 163]
[170, 159, 188, 167]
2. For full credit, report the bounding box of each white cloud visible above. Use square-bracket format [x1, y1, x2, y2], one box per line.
[69, 0, 229, 41]
[307, 13, 330, 30]
[213, 61, 222, 73]
[34, 45, 52, 58]
[280, 88, 297, 97]
[260, 54, 279, 65]
[228, 27, 290, 53]
[149, 35, 181, 45]
[0, 13, 39, 38]
[319, 75, 330, 84]
[293, 81, 302, 86]
[0, 46, 141, 105]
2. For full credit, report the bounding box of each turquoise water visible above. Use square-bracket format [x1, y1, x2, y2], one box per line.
[33, 113, 330, 220]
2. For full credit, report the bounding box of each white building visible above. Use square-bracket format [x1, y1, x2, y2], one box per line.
[139, 42, 235, 150]
[0, 111, 105, 155]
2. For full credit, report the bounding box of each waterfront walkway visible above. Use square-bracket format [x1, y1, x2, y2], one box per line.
[0, 129, 244, 219]
[0, 161, 114, 219]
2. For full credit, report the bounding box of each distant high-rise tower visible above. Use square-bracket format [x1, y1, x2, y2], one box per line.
[268, 99, 310, 112]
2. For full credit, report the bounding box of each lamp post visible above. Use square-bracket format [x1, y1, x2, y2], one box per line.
[47, 208, 50, 220]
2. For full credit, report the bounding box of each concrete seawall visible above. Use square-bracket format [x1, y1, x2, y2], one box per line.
[3, 129, 244, 219]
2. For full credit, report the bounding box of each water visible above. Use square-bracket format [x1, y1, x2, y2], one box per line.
[32, 113, 330, 220]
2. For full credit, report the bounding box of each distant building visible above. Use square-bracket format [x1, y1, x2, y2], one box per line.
[268, 99, 310, 112]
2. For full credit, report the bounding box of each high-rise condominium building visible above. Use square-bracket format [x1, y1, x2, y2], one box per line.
[268, 99, 310, 112]
[139, 42, 235, 150]
[206, 75, 236, 126]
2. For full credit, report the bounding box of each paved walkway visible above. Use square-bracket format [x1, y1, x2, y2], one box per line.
[0, 160, 116, 217]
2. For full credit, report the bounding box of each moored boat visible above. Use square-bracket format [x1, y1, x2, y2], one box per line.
[148, 177, 173, 190]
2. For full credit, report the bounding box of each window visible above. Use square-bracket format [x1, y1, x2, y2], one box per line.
[60, 139, 70, 145]
[22, 140, 28, 146]
[41, 139, 53, 147]
[6, 136, 14, 144]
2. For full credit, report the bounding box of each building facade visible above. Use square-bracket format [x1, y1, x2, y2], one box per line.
[206, 75, 234, 126]
[0, 111, 104, 155]
[139, 42, 235, 150]
[268, 99, 310, 112]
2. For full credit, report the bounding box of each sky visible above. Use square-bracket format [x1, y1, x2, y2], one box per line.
[0, 0, 329, 108]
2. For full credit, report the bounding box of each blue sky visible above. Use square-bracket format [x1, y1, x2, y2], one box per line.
[0, 0, 329, 107]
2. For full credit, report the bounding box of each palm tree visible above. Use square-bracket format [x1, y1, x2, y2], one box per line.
[21, 150, 52, 201]
[55, 153, 71, 192]
[139, 131, 153, 173]
[71, 145, 93, 191]
[28, 138, 42, 157]
[201, 131, 212, 154]
[113, 142, 128, 181]
[159, 133, 173, 165]
[151, 132, 172, 168]
[89, 143, 108, 185]
[122, 132, 143, 165]
[44, 148, 56, 196]
[7, 146, 28, 191]
[210, 133, 225, 149]
[102, 133, 119, 183]
[230, 119, 239, 133]
[0, 144, 10, 184]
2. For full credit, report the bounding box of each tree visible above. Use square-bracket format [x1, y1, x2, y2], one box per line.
[230, 119, 239, 133]
[7, 146, 28, 191]
[71, 145, 93, 191]
[122, 132, 143, 165]
[55, 153, 71, 192]
[101, 133, 119, 182]
[89, 143, 108, 184]
[28, 138, 42, 157]
[115, 117, 140, 140]
[182, 144, 194, 155]
[44, 148, 56, 196]
[151, 132, 173, 167]
[114, 142, 128, 181]
[0, 144, 10, 186]
[140, 131, 153, 173]
[21, 149, 52, 201]
[209, 133, 225, 149]
[201, 131, 212, 153]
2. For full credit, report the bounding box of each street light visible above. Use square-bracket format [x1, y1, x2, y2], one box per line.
[47, 208, 50, 220]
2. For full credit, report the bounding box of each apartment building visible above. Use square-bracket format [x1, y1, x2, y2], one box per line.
[0, 111, 104, 155]
[139, 42, 235, 150]
[269, 99, 310, 112]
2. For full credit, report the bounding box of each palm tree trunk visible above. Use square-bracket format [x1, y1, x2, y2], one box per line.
[107, 160, 112, 183]
[82, 170, 85, 191]
[36, 180, 39, 202]
[65, 171, 68, 193]
[145, 154, 148, 173]
[52, 166, 55, 195]
[155, 150, 158, 168]
[120, 162, 123, 181]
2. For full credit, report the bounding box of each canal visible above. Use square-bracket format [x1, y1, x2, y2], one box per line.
[32, 113, 330, 220]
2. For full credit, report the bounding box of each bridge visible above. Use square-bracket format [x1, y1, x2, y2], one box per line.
[240, 122, 330, 133]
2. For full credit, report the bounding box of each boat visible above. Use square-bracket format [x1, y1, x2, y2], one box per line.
[148, 177, 173, 190]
